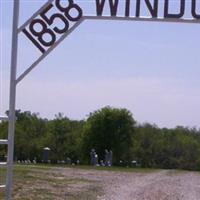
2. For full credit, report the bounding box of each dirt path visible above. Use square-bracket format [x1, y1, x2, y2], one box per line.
[58, 168, 200, 200]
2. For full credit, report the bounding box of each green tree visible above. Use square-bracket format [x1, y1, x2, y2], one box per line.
[133, 123, 161, 167]
[82, 106, 136, 164]
[14, 110, 47, 161]
[46, 113, 84, 163]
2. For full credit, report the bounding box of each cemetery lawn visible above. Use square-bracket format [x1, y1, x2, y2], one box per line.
[0, 164, 102, 200]
[1, 165, 200, 200]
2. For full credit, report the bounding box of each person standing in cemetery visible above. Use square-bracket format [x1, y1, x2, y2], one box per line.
[90, 149, 97, 166]
[94, 153, 98, 166]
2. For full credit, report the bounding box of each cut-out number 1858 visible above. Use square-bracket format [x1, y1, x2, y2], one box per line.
[23, 0, 82, 53]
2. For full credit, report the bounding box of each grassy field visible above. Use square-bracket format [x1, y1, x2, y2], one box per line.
[0, 164, 162, 200]
[0, 164, 152, 200]
[0, 165, 104, 200]
[0, 164, 189, 200]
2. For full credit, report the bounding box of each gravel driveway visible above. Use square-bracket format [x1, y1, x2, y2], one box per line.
[59, 168, 200, 200]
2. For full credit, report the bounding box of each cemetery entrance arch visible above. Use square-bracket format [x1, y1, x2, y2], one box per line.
[1, 0, 199, 199]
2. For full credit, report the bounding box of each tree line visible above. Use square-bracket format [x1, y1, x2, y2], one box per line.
[0, 107, 200, 171]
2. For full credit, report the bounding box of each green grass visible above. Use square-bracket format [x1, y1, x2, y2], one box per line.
[54, 164, 161, 173]
[0, 164, 103, 200]
[0, 164, 165, 199]
[23, 163, 160, 172]
[11, 163, 161, 175]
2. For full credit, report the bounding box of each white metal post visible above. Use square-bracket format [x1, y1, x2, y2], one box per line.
[6, 1, 20, 199]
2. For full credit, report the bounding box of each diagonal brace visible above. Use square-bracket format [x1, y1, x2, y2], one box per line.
[16, 18, 85, 84]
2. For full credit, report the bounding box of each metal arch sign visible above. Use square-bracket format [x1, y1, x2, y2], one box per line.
[3, 0, 200, 199]
[20, 0, 200, 54]
[16, 0, 200, 83]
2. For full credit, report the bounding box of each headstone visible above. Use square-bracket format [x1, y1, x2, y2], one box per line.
[33, 160, 37, 164]
[119, 160, 123, 166]
[104, 149, 109, 166]
[100, 160, 105, 166]
[66, 157, 71, 165]
[131, 160, 137, 167]
[43, 147, 51, 163]
[108, 150, 113, 166]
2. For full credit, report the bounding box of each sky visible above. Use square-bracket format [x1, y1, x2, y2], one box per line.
[0, 0, 200, 128]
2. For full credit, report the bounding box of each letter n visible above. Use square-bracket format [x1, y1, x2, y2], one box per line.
[136, 0, 158, 18]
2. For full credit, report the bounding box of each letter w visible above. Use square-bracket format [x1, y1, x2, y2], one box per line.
[96, 0, 119, 16]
